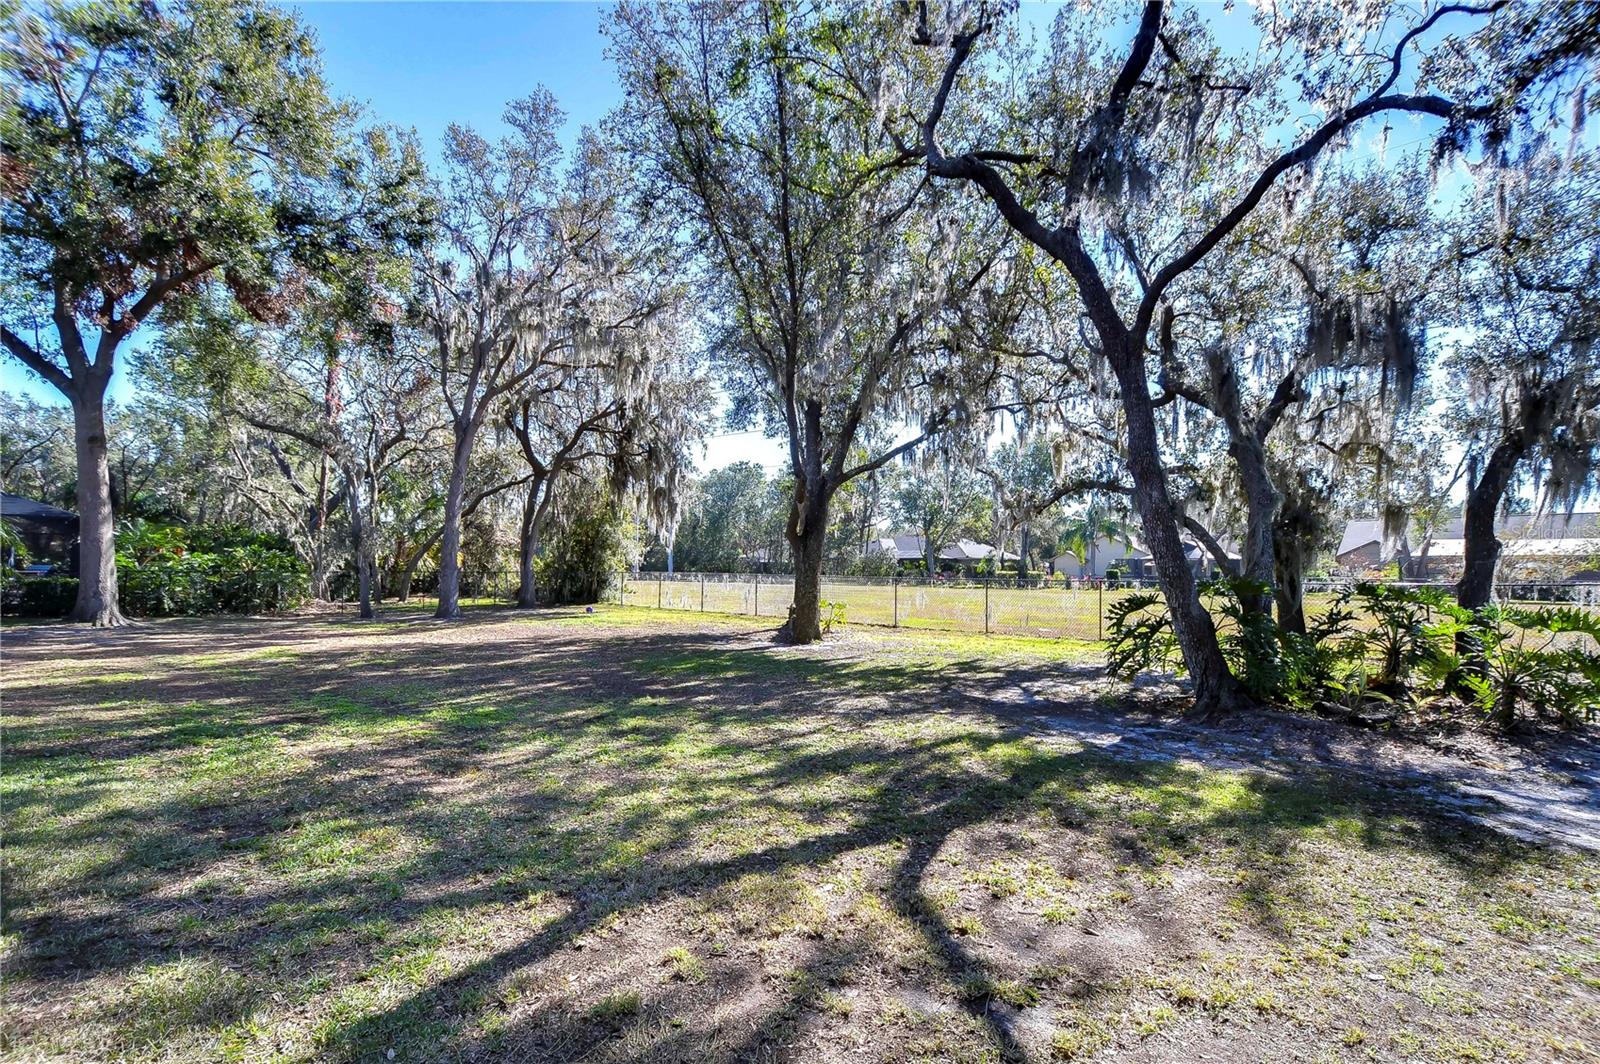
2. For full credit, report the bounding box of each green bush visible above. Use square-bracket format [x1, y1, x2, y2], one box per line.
[1425, 604, 1600, 730]
[2, 575, 79, 617]
[1106, 578, 1600, 730]
[1105, 591, 1180, 679]
[115, 520, 307, 616]
[539, 483, 630, 605]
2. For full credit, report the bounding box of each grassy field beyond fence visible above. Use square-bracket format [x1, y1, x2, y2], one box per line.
[611, 571, 1600, 644]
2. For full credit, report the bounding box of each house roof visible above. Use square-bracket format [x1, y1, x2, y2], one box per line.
[1185, 542, 1241, 563]
[0, 493, 78, 529]
[1415, 537, 1600, 560]
[1338, 513, 1600, 561]
[874, 535, 1018, 562]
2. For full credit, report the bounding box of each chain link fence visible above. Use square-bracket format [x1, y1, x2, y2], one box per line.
[594, 572, 1600, 643]
[19, 567, 1594, 633]
[607, 571, 1143, 641]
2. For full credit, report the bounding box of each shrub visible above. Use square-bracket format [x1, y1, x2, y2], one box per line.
[539, 482, 631, 605]
[1105, 591, 1180, 678]
[1427, 605, 1600, 730]
[1107, 577, 1598, 730]
[115, 520, 307, 616]
[1344, 582, 1457, 692]
[2, 574, 79, 617]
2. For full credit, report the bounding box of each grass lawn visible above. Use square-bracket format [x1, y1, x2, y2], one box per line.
[2, 606, 1596, 1062]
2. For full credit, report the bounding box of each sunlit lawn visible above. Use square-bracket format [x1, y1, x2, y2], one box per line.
[2, 606, 1595, 1062]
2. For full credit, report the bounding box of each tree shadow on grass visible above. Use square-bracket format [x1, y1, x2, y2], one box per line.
[0, 610, 1566, 1061]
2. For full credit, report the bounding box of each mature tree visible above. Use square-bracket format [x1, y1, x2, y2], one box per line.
[671, 463, 790, 573]
[2, 0, 357, 624]
[611, 0, 1004, 641]
[148, 125, 432, 617]
[501, 132, 703, 606]
[1446, 151, 1600, 608]
[985, 435, 1061, 582]
[889, 458, 986, 575]
[416, 92, 635, 619]
[1154, 162, 1438, 621]
[907, 0, 1595, 711]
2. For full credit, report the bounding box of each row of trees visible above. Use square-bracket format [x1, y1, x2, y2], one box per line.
[659, 454, 1135, 580]
[5, 0, 1598, 716]
[3, 0, 705, 622]
[608, 0, 1599, 709]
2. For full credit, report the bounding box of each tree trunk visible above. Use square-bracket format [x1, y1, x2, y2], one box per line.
[1272, 539, 1306, 635]
[1230, 432, 1280, 617]
[308, 548, 333, 602]
[1112, 349, 1244, 714]
[345, 476, 374, 620]
[395, 562, 417, 603]
[1270, 502, 1307, 636]
[435, 431, 474, 620]
[69, 387, 126, 626]
[1457, 434, 1524, 609]
[783, 483, 831, 643]
[1017, 523, 1030, 587]
[515, 478, 546, 609]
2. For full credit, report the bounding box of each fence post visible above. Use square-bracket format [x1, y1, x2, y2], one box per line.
[658, 575, 663, 608]
[1098, 581, 1104, 641]
[700, 574, 706, 612]
[753, 576, 759, 616]
[893, 573, 899, 627]
[619, 571, 625, 606]
[984, 577, 991, 634]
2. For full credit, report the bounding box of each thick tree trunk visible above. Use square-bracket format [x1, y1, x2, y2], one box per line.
[1269, 472, 1324, 637]
[395, 563, 416, 603]
[69, 387, 126, 626]
[435, 431, 474, 620]
[1270, 490, 1308, 636]
[783, 484, 831, 643]
[1272, 541, 1306, 635]
[1230, 432, 1281, 617]
[1457, 435, 1525, 609]
[1112, 350, 1244, 715]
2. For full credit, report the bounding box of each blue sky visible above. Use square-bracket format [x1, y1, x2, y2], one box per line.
[1, 2, 1510, 473]
[1, 1, 794, 470]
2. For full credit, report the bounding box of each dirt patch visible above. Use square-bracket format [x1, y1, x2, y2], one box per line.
[980, 674, 1600, 853]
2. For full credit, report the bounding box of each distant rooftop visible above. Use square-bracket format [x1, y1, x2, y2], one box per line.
[1338, 513, 1600, 559]
[0, 492, 78, 527]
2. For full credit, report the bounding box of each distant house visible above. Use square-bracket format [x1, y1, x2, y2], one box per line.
[1, 493, 79, 573]
[1336, 513, 1600, 580]
[1049, 534, 1239, 581]
[1048, 535, 1149, 580]
[873, 534, 1019, 573]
